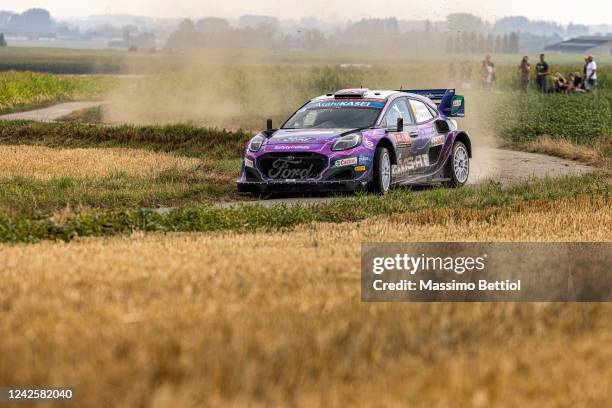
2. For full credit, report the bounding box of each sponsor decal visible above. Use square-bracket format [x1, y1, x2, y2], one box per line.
[393, 154, 430, 175]
[453, 99, 462, 107]
[355, 165, 366, 171]
[308, 101, 386, 109]
[268, 158, 315, 180]
[364, 140, 375, 149]
[273, 145, 310, 150]
[334, 157, 358, 167]
[244, 158, 254, 168]
[359, 155, 372, 164]
[394, 132, 413, 146]
[277, 136, 316, 142]
[430, 135, 445, 147]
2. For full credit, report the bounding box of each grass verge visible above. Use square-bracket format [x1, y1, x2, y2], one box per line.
[0, 121, 251, 159]
[1, 172, 608, 243]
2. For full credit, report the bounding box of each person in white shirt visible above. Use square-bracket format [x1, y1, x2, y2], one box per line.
[586, 55, 597, 91]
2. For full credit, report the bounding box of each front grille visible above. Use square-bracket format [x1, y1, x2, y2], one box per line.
[258, 153, 327, 180]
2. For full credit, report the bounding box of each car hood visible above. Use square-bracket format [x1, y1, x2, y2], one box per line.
[265, 129, 348, 145]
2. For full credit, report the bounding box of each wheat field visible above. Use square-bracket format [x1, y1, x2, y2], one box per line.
[0, 145, 201, 179]
[0, 195, 610, 406]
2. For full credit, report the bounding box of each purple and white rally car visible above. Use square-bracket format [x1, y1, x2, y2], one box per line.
[237, 88, 471, 194]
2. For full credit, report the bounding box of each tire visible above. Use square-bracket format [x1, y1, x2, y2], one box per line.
[370, 146, 392, 194]
[444, 141, 470, 188]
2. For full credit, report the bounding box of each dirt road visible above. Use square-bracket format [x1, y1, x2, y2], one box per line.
[220, 145, 594, 208]
[0, 101, 101, 122]
[0, 102, 594, 209]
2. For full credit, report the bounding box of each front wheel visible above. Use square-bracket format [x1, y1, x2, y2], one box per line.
[444, 141, 470, 188]
[370, 146, 392, 194]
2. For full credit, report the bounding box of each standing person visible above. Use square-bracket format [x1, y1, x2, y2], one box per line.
[586, 54, 597, 91]
[480, 54, 496, 91]
[519, 56, 531, 92]
[535, 54, 550, 93]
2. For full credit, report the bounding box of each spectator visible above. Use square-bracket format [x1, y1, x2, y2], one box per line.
[568, 72, 585, 93]
[460, 60, 473, 89]
[535, 54, 549, 93]
[586, 55, 597, 91]
[480, 54, 496, 90]
[553, 73, 568, 93]
[519, 56, 531, 92]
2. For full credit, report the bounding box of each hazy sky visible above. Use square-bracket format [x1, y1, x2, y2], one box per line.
[3, 0, 611, 25]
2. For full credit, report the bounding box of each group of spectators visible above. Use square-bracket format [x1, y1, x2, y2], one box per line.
[519, 54, 598, 93]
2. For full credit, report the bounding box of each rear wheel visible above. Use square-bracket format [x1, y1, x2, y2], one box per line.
[444, 141, 470, 188]
[370, 146, 392, 194]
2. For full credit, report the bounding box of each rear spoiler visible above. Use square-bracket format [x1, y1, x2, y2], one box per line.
[398, 88, 465, 117]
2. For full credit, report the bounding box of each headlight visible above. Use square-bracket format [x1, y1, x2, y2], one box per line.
[248, 134, 266, 152]
[332, 133, 362, 151]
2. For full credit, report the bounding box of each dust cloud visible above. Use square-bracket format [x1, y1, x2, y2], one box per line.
[102, 51, 504, 180]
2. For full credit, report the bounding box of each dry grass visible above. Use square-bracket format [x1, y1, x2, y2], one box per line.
[0, 145, 201, 179]
[1, 195, 611, 406]
[520, 136, 602, 165]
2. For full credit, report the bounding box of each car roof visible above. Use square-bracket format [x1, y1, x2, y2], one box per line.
[310, 89, 433, 105]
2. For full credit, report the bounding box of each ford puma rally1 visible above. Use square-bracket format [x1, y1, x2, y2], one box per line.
[237, 88, 471, 194]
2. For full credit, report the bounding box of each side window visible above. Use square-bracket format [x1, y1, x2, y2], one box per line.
[381, 99, 414, 129]
[409, 100, 434, 123]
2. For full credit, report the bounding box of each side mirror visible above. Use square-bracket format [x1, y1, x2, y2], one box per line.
[266, 119, 273, 130]
[396, 117, 404, 132]
[434, 119, 450, 134]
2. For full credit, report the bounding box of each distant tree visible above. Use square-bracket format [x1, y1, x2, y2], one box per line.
[502, 34, 510, 53]
[567, 23, 589, 37]
[495, 35, 502, 53]
[196, 17, 230, 33]
[493, 16, 530, 34]
[509, 32, 520, 53]
[300, 28, 327, 51]
[8, 8, 51, 31]
[477, 33, 486, 53]
[164, 19, 199, 50]
[447, 13, 484, 33]
[468, 32, 477, 53]
[460, 31, 469, 54]
[485, 34, 495, 53]
[0, 33, 6, 47]
[445, 35, 454, 53]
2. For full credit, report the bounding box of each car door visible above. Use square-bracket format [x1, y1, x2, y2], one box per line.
[408, 99, 437, 175]
[379, 98, 418, 183]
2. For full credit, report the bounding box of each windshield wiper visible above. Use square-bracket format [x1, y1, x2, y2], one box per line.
[340, 126, 373, 136]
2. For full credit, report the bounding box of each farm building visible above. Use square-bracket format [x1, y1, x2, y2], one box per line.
[545, 35, 612, 54]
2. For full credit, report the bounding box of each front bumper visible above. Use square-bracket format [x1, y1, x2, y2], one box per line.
[237, 179, 369, 193]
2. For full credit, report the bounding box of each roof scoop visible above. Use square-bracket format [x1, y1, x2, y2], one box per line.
[334, 88, 369, 99]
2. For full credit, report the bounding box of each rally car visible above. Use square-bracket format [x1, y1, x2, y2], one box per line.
[237, 88, 471, 194]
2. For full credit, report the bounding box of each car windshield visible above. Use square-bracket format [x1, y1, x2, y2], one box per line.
[283, 107, 382, 129]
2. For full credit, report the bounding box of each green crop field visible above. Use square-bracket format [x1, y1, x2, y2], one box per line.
[0, 71, 116, 113]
